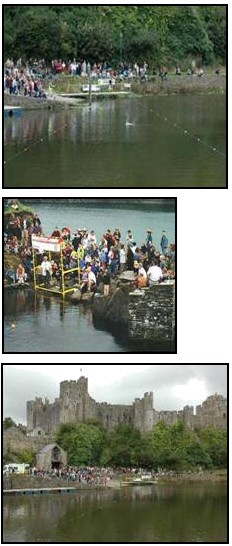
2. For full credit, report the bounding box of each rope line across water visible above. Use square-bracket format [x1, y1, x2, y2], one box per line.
[4, 110, 225, 165]
[153, 110, 225, 158]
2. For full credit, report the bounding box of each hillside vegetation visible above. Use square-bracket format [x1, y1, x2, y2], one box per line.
[4, 6, 226, 68]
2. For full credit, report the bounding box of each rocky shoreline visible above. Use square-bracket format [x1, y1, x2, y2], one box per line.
[4, 93, 80, 110]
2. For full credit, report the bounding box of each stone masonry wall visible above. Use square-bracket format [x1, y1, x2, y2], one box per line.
[128, 283, 175, 342]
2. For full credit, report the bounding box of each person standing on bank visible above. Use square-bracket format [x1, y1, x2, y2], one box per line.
[160, 230, 168, 255]
[41, 255, 52, 287]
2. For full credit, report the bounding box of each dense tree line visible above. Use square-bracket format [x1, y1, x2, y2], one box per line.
[4, 6, 226, 67]
[56, 421, 227, 470]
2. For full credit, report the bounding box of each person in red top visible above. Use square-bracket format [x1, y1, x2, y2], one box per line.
[16, 264, 27, 284]
[51, 227, 61, 238]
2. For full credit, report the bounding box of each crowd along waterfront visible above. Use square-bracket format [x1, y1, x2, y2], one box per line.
[4, 199, 176, 353]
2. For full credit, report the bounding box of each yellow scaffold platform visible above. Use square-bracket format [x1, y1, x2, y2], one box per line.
[32, 235, 80, 298]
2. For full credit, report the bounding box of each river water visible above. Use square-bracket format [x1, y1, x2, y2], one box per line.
[4, 201, 175, 353]
[3, 483, 227, 543]
[4, 95, 226, 187]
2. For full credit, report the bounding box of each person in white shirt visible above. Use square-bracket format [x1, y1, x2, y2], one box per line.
[147, 260, 163, 284]
[87, 266, 96, 292]
[41, 256, 52, 287]
[120, 244, 126, 271]
[138, 263, 147, 279]
[87, 230, 97, 247]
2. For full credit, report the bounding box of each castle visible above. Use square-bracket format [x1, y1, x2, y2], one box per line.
[27, 377, 227, 436]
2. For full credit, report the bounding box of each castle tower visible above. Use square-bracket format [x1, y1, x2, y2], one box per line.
[143, 392, 154, 432]
[60, 377, 88, 401]
[27, 400, 35, 432]
[59, 377, 90, 425]
[133, 391, 154, 433]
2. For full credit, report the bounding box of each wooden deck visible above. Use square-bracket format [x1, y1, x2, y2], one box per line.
[3, 487, 78, 495]
[58, 91, 131, 99]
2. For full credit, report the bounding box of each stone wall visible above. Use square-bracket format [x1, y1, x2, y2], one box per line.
[36, 444, 67, 471]
[195, 394, 227, 429]
[128, 283, 175, 343]
[3, 427, 50, 456]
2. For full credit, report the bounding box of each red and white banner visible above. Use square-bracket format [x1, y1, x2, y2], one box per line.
[32, 235, 62, 253]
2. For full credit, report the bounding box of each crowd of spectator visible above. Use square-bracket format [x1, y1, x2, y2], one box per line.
[4, 200, 175, 293]
[31, 465, 116, 485]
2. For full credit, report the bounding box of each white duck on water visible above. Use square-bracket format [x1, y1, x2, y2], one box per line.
[125, 114, 135, 126]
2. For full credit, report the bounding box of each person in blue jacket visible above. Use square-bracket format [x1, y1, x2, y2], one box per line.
[160, 230, 168, 255]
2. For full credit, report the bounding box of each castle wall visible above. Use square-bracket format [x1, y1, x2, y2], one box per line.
[128, 284, 175, 343]
[96, 403, 133, 431]
[195, 394, 227, 429]
[26, 378, 227, 435]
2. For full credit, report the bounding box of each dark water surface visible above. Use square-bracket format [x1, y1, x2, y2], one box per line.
[4, 95, 226, 187]
[3, 484, 227, 543]
[4, 202, 175, 353]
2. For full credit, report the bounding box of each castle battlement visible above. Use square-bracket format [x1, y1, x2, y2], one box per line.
[26, 377, 227, 435]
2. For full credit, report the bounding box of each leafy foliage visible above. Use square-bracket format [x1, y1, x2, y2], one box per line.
[4, 6, 226, 65]
[56, 423, 105, 466]
[3, 448, 36, 465]
[56, 420, 227, 470]
[3, 417, 17, 430]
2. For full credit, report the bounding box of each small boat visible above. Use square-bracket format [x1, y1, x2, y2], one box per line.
[82, 84, 101, 93]
[121, 476, 158, 486]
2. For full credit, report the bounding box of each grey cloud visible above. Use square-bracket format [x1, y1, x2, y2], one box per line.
[3, 364, 227, 424]
[94, 365, 227, 409]
[3, 365, 58, 424]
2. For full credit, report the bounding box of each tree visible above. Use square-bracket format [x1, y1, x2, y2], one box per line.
[149, 420, 212, 471]
[198, 427, 227, 468]
[3, 417, 17, 430]
[101, 424, 152, 467]
[4, 6, 226, 65]
[56, 423, 105, 466]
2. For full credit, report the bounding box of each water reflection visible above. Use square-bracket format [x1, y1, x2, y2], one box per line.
[4, 96, 226, 187]
[4, 289, 127, 353]
[4, 289, 174, 353]
[3, 484, 227, 543]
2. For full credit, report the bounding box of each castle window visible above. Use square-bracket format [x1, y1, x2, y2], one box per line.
[223, 413, 226, 419]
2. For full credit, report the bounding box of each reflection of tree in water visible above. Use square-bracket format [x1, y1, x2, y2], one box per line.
[4, 289, 36, 317]
[4, 290, 94, 325]
[4, 102, 117, 151]
[78, 304, 93, 326]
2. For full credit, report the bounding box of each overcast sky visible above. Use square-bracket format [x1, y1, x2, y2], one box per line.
[3, 365, 227, 425]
